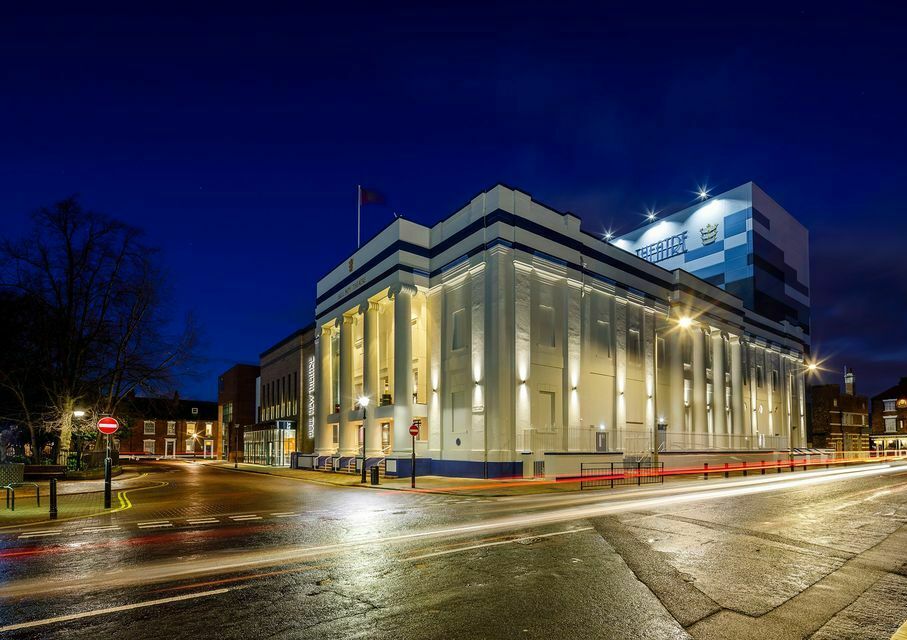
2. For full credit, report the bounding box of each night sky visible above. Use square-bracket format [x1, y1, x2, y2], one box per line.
[2, 3, 905, 400]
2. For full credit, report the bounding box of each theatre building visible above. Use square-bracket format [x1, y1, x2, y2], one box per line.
[306, 182, 811, 478]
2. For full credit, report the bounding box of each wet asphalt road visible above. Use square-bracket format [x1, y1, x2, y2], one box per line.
[2, 461, 907, 639]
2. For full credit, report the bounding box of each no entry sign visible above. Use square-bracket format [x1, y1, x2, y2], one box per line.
[409, 423, 419, 437]
[97, 417, 119, 435]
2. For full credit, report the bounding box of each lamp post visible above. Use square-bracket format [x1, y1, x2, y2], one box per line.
[192, 433, 199, 461]
[358, 395, 370, 483]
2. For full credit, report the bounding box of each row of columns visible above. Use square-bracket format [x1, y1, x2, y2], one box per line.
[314, 284, 415, 457]
[667, 326, 748, 445]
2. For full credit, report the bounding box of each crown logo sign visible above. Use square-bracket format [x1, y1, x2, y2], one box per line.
[700, 222, 719, 245]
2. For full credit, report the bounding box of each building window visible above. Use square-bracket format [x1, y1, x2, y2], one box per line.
[883, 399, 896, 412]
[538, 304, 556, 348]
[451, 389, 468, 433]
[143, 420, 156, 435]
[187, 422, 196, 435]
[756, 365, 764, 388]
[191, 407, 198, 415]
[143, 440, 155, 454]
[167, 421, 176, 435]
[186, 438, 196, 452]
[451, 308, 467, 351]
[332, 424, 339, 444]
[537, 390, 557, 431]
[205, 422, 213, 436]
[593, 320, 612, 358]
[627, 329, 641, 364]
[682, 334, 692, 367]
[885, 417, 897, 433]
[771, 370, 779, 391]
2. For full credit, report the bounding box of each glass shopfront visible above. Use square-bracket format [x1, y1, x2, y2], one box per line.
[243, 420, 297, 466]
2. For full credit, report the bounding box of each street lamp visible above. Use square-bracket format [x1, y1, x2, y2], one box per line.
[72, 410, 86, 418]
[358, 395, 370, 483]
[192, 432, 199, 461]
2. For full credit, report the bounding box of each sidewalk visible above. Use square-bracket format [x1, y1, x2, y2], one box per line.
[200, 460, 700, 497]
[0, 466, 155, 529]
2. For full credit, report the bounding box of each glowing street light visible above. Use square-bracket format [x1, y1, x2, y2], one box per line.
[697, 186, 710, 200]
[604, 231, 614, 241]
[358, 395, 370, 483]
[677, 315, 693, 329]
[72, 410, 86, 418]
[806, 362, 818, 373]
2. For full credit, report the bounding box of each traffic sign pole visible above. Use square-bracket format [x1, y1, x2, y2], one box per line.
[409, 421, 420, 489]
[96, 417, 119, 509]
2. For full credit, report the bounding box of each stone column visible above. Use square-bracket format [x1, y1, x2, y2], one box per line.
[730, 335, 745, 444]
[315, 325, 335, 455]
[691, 326, 708, 439]
[614, 297, 628, 451]
[337, 314, 357, 456]
[391, 284, 415, 454]
[711, 330, 727, 446]
[361, 301, 382, 457]
[669, 328, 685, 444]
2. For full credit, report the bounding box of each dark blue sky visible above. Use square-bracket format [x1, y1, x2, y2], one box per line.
[2, 3, 906, 399]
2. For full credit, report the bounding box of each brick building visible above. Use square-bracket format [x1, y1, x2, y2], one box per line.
[218, 364, 260, 462]
[118, 396, 221, 459]
[808, 368, 869, 453]
[871, 377, 907, 455]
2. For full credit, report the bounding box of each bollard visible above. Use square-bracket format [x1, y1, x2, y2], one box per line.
[724, 462, 729, 479]
[761, 460, 766, 475]
[703, 462, 709, 480]
[50, 478, 58, 520]
[743, 461, 747, 477]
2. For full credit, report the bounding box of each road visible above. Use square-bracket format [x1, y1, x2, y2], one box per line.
[1, 460, 907, 639]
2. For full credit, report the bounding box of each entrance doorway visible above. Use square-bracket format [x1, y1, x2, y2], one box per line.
[164, 439, 176, 459]
[204, 440, 213, 458]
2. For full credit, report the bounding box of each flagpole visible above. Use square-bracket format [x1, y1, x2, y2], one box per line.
[357, 184, 361, 249]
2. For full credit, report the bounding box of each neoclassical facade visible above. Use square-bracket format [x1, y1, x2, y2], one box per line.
[308, 184, 810, 477]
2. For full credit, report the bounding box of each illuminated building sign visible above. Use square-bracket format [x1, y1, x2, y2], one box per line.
[306, 355, 316, 439]
[635, 230, 688, 263]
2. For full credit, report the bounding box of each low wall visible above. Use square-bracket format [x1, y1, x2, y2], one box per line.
[0, 463, 25, 485]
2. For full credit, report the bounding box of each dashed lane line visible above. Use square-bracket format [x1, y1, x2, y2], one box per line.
[271, 512, 299, 517]
[229, 515, 261, 521]
[0, 588, 232, 633]
[80, 526, 121, 534]
[18, 530, 62, 539]
[187, 518, 220, 524]
[137, 521, 173, 529]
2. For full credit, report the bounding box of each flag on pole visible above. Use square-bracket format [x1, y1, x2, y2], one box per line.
[357, 185, 388, 248]
[359, 187, 386, 206]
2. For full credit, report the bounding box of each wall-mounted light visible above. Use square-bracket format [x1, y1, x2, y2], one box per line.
[520, 380, 527, 386]
[571, 385, 577, 391]
[678, 315, 693, 329]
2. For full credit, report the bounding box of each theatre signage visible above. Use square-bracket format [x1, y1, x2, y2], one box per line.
[635, 230, 688, 263]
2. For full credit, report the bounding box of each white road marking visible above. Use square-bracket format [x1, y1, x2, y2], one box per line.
[407, 527, 595, 560]
[18, 530, 62, 539]
[187, 518, 219, 524]
[137, 522, 173, 529]
[137, 520, 171, 526]
[229, 515, 261, 521]
[80, 526, 121, 533]
[271, 512, 298, 517]
[0, 588, 232, 632]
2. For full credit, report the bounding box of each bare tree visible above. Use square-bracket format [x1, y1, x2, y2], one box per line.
[0, 197, 198, 462]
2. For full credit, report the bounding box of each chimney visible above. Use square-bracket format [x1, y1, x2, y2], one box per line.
[844, 367, 855, 396]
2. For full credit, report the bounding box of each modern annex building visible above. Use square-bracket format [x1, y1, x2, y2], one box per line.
[305, 182, 811, 478]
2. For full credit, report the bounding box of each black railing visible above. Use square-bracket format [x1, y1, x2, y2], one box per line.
[580, 462, 664, 490]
